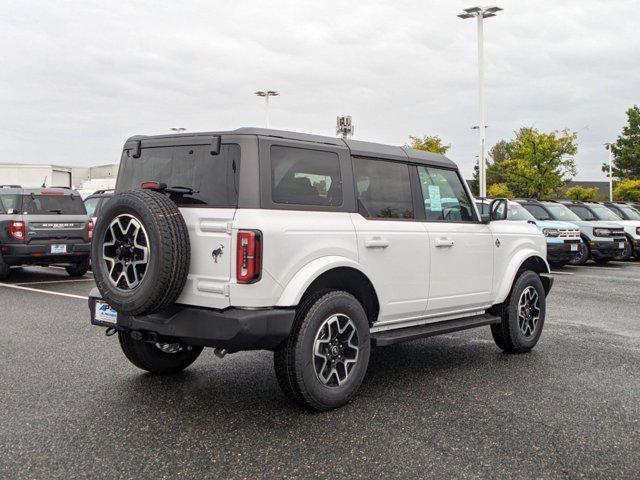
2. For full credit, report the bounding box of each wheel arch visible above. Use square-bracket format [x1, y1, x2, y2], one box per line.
[494, 252, 551, 305]
[275, 257, 380, 325]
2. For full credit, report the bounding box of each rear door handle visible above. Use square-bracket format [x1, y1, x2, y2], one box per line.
[365, 237, 389, 248]
[435, 238, 455, 248]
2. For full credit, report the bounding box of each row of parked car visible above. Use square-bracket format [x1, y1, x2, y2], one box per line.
[477, 198, 640, 267]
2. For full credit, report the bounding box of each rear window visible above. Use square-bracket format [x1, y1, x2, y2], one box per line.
[354, 158, 414, 219]
[118, 144, 240, 207]
[0, 194, 19, 214]
[22, 194, 86, 215]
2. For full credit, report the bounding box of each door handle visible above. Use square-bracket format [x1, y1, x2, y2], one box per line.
[435, 238, 455, 248]
[365, 237, 389, 248]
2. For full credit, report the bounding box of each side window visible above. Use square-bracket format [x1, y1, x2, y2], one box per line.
[353, 158, 414, 219]
[569, 205, 595, 221]
[271, 146, 342, 206]
[84, 197, 100, 217]
[418, 167, 475, 222]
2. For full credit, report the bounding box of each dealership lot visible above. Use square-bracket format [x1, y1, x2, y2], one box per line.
[1, 264, 639, 479]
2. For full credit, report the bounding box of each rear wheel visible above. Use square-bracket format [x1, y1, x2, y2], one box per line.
[491, 270, 546, 354]
[118, 332, 203, 374]
[569, 241, 589, 266]
[66, 258, 89, 277]
[593, 257, 610, 264]
[0, 258, 9, 280]
[274, 290, 370, 411]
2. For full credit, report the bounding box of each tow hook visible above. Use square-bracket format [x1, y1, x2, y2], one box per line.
[214, 348, 227, 359]
[105, 327, 117, 337]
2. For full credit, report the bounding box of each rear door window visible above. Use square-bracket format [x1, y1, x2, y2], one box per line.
[84, 197, 100, 217]
[353, 158, 414, 219]
[118, 144, 240, 207]
[270, 146, 342, 206]
[22, 194, 86, 215]
[0, 194, 19, 214]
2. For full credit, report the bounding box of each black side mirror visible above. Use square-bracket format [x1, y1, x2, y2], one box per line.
[485, 198, 508, 223]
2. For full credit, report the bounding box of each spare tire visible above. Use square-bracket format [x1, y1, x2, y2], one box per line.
[91, 189, 190, 316]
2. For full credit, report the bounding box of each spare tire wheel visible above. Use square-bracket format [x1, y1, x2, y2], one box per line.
[91, 189, 190, 316]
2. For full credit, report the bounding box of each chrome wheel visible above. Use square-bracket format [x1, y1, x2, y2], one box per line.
[313, 314, 359, 387]
[102, 214, 150, 290]
[518, 286, 541, 338]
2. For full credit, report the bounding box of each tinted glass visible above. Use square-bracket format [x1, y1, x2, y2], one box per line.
[618, 205, 640, 220]
[22, 195, 86, 215]
[418, 167, 474, 221]
[118, 144, 240, 207]
[545, 204, 582, 221]
[568, 205, 596, 221]
[590, 205, 621, 221]
[271, 146, 342, 206]
[522, 204, 551, 220]
[354, 158, 414, 219]
[84, 197, 100, 217]
[507, 202, 536, 221]
[0, 194, 19, 214]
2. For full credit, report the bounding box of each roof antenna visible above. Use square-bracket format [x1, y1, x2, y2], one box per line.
[41, 176, 48, 188]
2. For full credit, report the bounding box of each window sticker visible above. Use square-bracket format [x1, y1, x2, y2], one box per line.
[428, 185, 442, 212]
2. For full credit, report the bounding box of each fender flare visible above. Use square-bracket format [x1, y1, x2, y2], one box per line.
[494, 250, 550, 305]
[275, 256, 374, 307]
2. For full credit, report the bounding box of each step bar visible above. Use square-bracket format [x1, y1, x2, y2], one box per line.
[371, 313, 501, 347]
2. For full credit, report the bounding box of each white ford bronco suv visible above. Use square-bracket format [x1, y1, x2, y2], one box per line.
[89, 128, 552, 411]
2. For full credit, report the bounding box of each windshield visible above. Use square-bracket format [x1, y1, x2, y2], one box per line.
[590, 205, 622, 221]
[507, 202, 536, 222]
[118, 143, 240, 207]
[21, 194, 86, 215]
[618, 205, 640, 220]
[546, 204, 582, 222]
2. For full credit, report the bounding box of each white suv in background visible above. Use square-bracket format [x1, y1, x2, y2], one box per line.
[88, 128, 552, 410]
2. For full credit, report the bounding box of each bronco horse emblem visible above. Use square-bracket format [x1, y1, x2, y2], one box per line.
[211, 244, 224, 263]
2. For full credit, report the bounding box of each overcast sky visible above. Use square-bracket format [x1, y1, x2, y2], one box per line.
[2, 0, 639, 180]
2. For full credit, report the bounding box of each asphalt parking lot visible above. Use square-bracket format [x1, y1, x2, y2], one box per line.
[1, 263, 639, 479]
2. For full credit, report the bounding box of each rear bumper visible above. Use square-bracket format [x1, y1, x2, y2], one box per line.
[88, 289, 295, 352]
[1, 243, 90, 265]
[590, 239, 625, 259]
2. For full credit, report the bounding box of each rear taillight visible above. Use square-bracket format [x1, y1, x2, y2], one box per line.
[88, 219, 94, 239]
[236, 230, 262, 283]
[9, 221, 25, 240]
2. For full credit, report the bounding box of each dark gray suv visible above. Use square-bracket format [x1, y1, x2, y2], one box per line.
[0, 186, 93, 278]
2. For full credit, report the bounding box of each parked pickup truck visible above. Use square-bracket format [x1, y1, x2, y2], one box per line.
[0, 186, 93, 278]
[88, 128, 553, 410]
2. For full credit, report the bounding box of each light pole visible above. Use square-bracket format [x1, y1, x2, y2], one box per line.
[458, 6, 502, 198]
[170, 127, 186, 134]
[255, 91, 279, 128]
[605, 142, 614, 201]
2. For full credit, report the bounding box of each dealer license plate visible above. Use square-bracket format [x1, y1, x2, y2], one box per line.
[619, 242, 625, 249]
[571, 244, 579, 251]
[94, 301, 117, 325]
[51, 244, 67, 254]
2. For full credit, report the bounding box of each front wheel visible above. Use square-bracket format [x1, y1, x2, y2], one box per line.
[491, 270, 546, 354]
[569, 241, 589, 266]
[274, 290, 371, 411]
[118, 332, 203, 374]
[613, 240, 632, 262]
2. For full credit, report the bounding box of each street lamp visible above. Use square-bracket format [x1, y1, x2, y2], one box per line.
[170, 127, 186, 134]
[458, 5, 502, 198]
[605, 142, 614, 201]
[255, 91, 279, 128]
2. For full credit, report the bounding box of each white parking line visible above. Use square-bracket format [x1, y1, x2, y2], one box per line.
[550, 271, 574, 275]
[0, 282, 88, 300]
[566, 265, 622, 270]
[16, 278, 95, 286]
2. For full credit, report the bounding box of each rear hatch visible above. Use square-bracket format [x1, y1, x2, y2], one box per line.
[20, 191, 90, 249]
[117, 136, 240, 309]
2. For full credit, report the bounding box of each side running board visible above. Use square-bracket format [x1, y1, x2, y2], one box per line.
[371, 313, 501, 347]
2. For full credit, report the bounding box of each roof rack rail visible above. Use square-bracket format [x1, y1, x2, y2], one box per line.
[0, 184, 22, 188]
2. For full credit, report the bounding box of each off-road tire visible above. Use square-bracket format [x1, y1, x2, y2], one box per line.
[593, 257, 610, 264]
[613, 239, 632, 262]
[0, 257, 9, 280]
[118, 332, 203, 374]
[274, 290, 371, 411]
[66, 258, 89, 277]
[91, 189, 190, 316]
[490, 270, 546, 354]
[569, 241, 589, 266]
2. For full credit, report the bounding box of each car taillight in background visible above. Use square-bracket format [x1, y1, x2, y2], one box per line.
[236, 230, 262, 283]
[88, 219, 94, 239]
[9, 221, 25, 240]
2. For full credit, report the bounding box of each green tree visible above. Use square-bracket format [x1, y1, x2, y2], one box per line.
[603, 105, 640, 180]
[471, 140, 510, 196]
[503, 127, 578, 199]
[407, 135, 450, 154]
[487, 183, 514, 199]
[613, 179, 640, 201]
[565, 185, 599, 201]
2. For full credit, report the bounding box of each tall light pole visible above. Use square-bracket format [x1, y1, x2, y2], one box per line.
[170, 127, 186, 134]
[255, 91, 279, 128]
[605, 142, 614, 201]
[458, 6, 502, 198]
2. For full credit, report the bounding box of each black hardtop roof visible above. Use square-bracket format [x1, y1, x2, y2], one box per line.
[125, 128, 457, 169]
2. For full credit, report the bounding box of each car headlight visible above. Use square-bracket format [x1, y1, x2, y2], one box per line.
[542, 228, 559, 237]
[594, 228, 610, 237]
